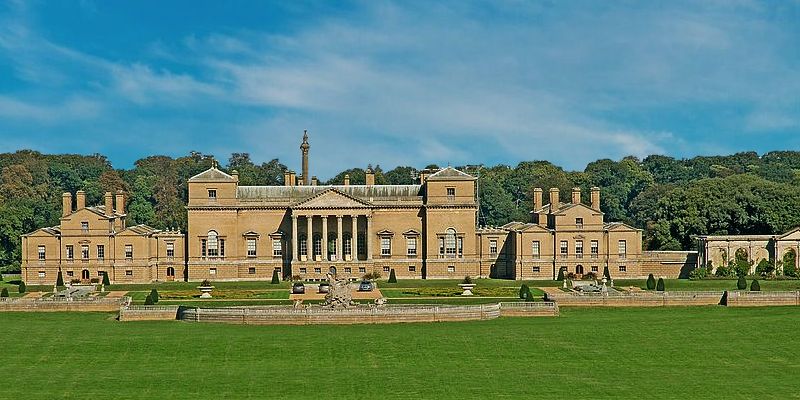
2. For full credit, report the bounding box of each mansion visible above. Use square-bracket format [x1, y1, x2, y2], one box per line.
[21, 133, 697, 284]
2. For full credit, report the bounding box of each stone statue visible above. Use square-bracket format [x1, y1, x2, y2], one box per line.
[322, 273, 355, 309]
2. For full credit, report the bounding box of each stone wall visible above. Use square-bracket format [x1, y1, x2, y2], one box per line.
[544, 291, 723, 307]
[499, 302, 559, 316]
[726, 291, 800, 307]
[0, 296, 129, 312]
[119, 305, 180, 321]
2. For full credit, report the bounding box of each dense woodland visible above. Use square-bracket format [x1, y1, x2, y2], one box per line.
[2, 149, 800, 272]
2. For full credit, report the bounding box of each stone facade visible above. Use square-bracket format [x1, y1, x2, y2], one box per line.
[695, 229, 800, 274]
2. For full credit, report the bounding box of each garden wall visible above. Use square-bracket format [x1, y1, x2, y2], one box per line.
[0, 296, 130, 312]
[499, 302, 559, 317]
[544, 291, 723, 307]
[725, 291, 800, 307]
[119, 305, 181, 321]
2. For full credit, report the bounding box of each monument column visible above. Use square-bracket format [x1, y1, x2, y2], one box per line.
[337, 216, 343, 262]
[321, 216, 328, 261]
[366, 215, 373, 260]
[351, 215, 359, 261]
[291, 215, 298, 261]
[306, 215, 312, 261]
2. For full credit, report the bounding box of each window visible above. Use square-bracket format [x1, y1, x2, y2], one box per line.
[446, 187, 455, 200]
[447, 265, 455, 273]
[81, 245, 89, 260]
[575, 218, 583, 229]
[560, 241, 568, 258]
[209, 268, 217, 275]
[207, 189, 217, 200]
[458, 237, 464, 257]
[313, 235, 322, 257]
[81, 221, 89, 232]
[591, 266, 598, 272]
[591, 240, 599, 258]
[357, 233, 366, 255]
[126, 270, 133, 276]
[97, 245, 105, 260]
[343, 235, 352, 256]
[66, 245, 74, 260]
[489, 239, 498, 255]
[381, 238, 391, 256]
[328, 235, 337, 258]
[444, 228, 457, 257]
[408, 265, 416, 272]
[344, 267, 352, 273]
[438, 238, 444, 256]
[575, 241, 583, 259]
[201, 239, 207, 257]
[272, 238, 282, 257]
[359, 267, 366, 273]
[299, 267, 307, 274]
[38, 245, 46, 261]
[532, 241, 541, 259]
[314, 267, 322, 274]
[618, 240, 627, 259]
[125, 244, 133, 260]
[383, 266, 390, 273]
[406, 237, 417, 256]
[97, 271, 104, 277]
[532, 266, 540, 273]
[248, 267, 256, 275]
[618, 265, 627, 272]
[166, 243, 174, 258]
[38, 271, 45, 278]
[220, 239, 225, 257]
[300, 238, 307, 256]
[207, 231, 219, 257]
[67, 271, 74, 277]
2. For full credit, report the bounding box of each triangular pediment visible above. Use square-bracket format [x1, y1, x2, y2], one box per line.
[292, 188, 372, 209]
[778, 227, 800, 240]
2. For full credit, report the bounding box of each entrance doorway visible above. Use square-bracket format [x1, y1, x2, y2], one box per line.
[166, 267, 175, 281]
[575, 265, 584, 275]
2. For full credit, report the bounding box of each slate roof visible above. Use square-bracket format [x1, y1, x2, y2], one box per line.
[426, 166, 476, 181]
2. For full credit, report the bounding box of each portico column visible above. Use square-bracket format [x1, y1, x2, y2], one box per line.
[322, 215, 328, 261]
[367, 215, 373, 260]
[306, 215, 312, 261]
[291, 215, 298, 261]
[351, 215, 359, 261]
[337, 216, 343, 262]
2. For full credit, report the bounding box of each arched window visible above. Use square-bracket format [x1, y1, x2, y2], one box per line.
[445, 228, 457, 257]
[328, 233, 337, 260]
[207, 230, 219, 257]
[313, 234, 322, 257]
[166, 267, 175, 277]
[343, 233, 352, 256]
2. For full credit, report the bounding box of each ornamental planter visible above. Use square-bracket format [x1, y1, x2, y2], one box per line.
[197, 285, 214, 299]
[459, 283, 475, 296]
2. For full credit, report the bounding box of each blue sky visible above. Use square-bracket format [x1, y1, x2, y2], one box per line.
[0, 1, 798, 178]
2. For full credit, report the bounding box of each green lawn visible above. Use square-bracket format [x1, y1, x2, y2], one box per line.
[1, 307, 798, 399]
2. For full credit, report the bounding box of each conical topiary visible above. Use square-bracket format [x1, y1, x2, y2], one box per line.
[646, 273, 656, 290]
[524, 289, 535, 302]
[750, 279, 760, 291]
[656, 277, 665, 292]
[1, 288, 8, 297]
[271, 268, 280, 284]
[603, 266, 611, 281]
[519, 284, 530, 299]
[18, 281, 26, 294]
[144, 293, 155, 305]
[102, 271, 110, 286]
[557, 267, 565, 281]
[149, 288, 159, 303]
[388, 268, 397, 283]
[737, 275, 747, 290]
[56, 269, 64, 287]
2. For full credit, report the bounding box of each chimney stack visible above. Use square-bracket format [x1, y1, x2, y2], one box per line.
[311, 176, 318, 186]
[591, 187, 601, 210]
[365, 165, 375, 186]
[76, 190, 86, 210]
[572, 187, 581, 204]
[62, 192, 72, 217]
[533, 188, 543, 211]
[344, 174, 350, 186]
[104, 192, 113, 216]
[115, 191, 125, 214]
[549, 187, 559, 211]
[231, 170, 239, 183]
[284, 170, 291, 186]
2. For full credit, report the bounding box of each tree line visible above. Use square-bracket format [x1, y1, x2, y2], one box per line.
[2, 149, 800, 271]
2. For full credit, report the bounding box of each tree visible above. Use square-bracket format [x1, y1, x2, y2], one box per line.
[556, 267, 565, 281]
[519, 284, 530, 299]
[271, 269, 280, 284]
[102, 271, 110, 286]
[18, 281, 25, 294]
[56, 269, 64, 287]
[646, 274, 656, 290]
[144, 293, 155, 305]
[750, 279, 761, 291]
[0, 287, 8, 297]
[737, 276, 747, 290]
[656, 278, 665, 292]
[603, 266, 611, 281]
[782, 251, 798, 277]
[754, 258, 774, 277]
[388, 268, 397, 283]
[148, 288, 159, 303]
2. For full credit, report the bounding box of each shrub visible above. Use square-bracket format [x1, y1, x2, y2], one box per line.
[519, 284, 530, 299]
[144, 294, 155, 305]
[737, 276, 747, 290]
[556, 267, 565, 281]
[102, 271, 110, 286]
[582, 272, 598, 281]
[566, 272, 576, 280]
[0, 273, 3, 281]
[524, 289, 535, 302]
[646, 274, 656, 290]
[656, 278, 665, 292]
[462, 275, 473, 285]
[90, 278, 99, 284]
[754, 259, 774, 278]
[388, 268, 397, 283]
[689, 266, 708, 280]
[18, 281, 26, 294]
[750, 279, 761, 291]
[56, 269, 64, 287]
[603, 266, 611, 281]
[271, 269, 280, 284]
[149, 288, 159, 303]
[291, 275, 301, 281]
[363, 271, 381, 280]
[200, 279, 212, 287]
[1, 288, 8, 297]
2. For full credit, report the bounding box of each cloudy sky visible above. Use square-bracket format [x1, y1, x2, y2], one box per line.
[0, 1, 798, 178]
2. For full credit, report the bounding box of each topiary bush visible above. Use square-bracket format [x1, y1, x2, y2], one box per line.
[18, 281, 26, 294]
[524, 289, 535, 302]
[737, 275, 747, 290]
[646, 274, 656, 290]
[519, 284, 530, 299]
[750, 279, 761, 291]
[388, 268, 397, 283]
[1, 288, 8, 298]
[271, 269, 280, 284]
[144, 294, 155, 305]
[603, 266, 611, 281]
[656, 278, 665, 292]
[102, 271, 110, 286]
[56, 269, 64, 287]
[556, 267, 565, 281]
[149, 288, 159, 303]
[462, 275, 473, 285]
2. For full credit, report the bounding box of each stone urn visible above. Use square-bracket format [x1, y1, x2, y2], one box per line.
[197, 285, 214, 299]
[459, 283, 476, 296]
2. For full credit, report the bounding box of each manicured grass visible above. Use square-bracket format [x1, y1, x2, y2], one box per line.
[1, 307, 798, 398]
